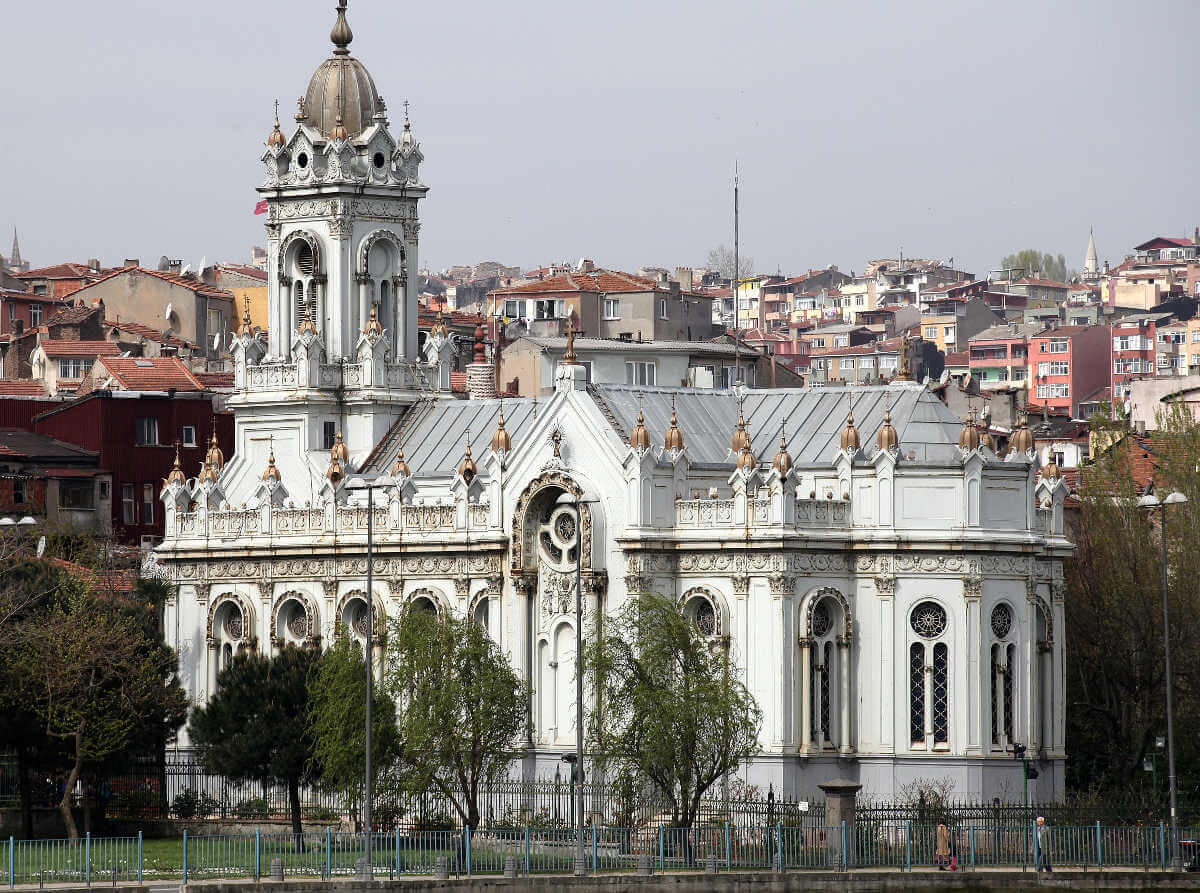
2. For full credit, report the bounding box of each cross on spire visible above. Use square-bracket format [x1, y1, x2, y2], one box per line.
[402, 99, 411, 129]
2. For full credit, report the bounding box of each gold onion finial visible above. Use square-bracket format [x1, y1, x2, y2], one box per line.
[877, 406, 899, 452]
[166, 442, 187, 486]
[772, 431, 793, 476]
[206, 426, 224, 471]
[491, 405, 512, 454]
[363, 304, 383, 336]
[238, 295, 254, 337]
[457, 435, 478, 483]
[630, 409, 651, 451]
[731, 404, 751, 454]
[1010, 410, 1035, 453]
[564, 321, 579, 365]
[959, 409, 981, 451]
[391, 445, 411, 478]
[840, 393, 860, 452]
[330, 113, 349, 142]
[267, 100, 286, 148]
[262, 444, 281, 483]
[664, 397, 685, 452]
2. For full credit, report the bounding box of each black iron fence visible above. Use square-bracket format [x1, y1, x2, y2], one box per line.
[3, 752, 1197, 830]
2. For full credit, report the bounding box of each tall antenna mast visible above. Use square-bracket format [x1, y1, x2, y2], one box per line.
[733, 160, 741, 386]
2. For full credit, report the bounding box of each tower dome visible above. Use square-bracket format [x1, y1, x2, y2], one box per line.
[300, 2, 384, 141]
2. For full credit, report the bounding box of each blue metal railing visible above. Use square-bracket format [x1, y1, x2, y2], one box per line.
[4, 823, 1195, 885]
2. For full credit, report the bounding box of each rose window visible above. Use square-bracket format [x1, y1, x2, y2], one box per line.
[990, 603, 1013, 639]
[224, 607, 244, 640]
[811, 602, 832, 638]
[910, 601, 947, 639]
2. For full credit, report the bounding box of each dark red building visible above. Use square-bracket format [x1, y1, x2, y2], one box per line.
[34, 391, 233, 546]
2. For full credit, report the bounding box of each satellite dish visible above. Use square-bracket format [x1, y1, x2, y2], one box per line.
[36, 536, 45, 558]
[938, 368, 950, 385]
[962, 371, 973, 388]
[197, 256, 208, 277]
[157, 256, 171, 272]
[164, 302, 174, 322]
[179, 265, 191, 278]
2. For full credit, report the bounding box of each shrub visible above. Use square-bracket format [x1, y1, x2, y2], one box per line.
[234, 797, 270, 819]
[173, 788, 199, 820]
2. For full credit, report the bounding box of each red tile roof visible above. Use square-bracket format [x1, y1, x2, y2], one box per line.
[93, 356, 205, 391]
[0, 289, 70, 305]
[450, 371, 467, 393]
[107, 320, 198, 349]
[194, 371, 234, 389]
[489, 268, 699, 297]
[1012, 276, 1072, 289]
[15, 263, 104, 280]
[0, 381, 49, 397]
[47, 304, 101, 327]
[944, 350, 969, 366]
[218, 264, 268, 281]
[39, 340, 121, 358]
[83, 267, 234, 300]
[48, 558, 135, 594]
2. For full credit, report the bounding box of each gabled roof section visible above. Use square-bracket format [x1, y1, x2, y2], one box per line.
[14, 263, 104, 281]
[39, 340, 121, 358]
[106, 320, 198, 350]
[490, 268, 704, 298]
[0, 429, 98, 461]
[82, 267, 235, 300]
[93, 356, 205, 391]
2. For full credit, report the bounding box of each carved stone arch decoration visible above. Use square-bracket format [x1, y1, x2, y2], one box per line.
[679, 586, 727, 638]
[799, 586, 854, 640]
[405, 586, 446, 620]
[1032, 595, 1054, 646]
[510, 471, 594, 574]
[467, 586, 491, 625]
[206, 591, 255, 647]
[334, 588, 387, 641]
[278, 229, 323, 282]
[270, 590, 320, 647]
[357, 229, 407, 279]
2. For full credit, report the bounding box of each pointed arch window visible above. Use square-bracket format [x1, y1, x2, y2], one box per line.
[799, 592, 853, 753]
[989, 603, 1015, 750]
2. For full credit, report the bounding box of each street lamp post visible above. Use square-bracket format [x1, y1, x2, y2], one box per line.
[1138, 488, 1187, 870]
[345, 474, 396, 877]
[555, 491, 599, 877]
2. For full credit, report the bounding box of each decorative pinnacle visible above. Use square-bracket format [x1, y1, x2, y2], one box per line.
[403, 99, 411, 130]
[331, 0, 353, 54]
[564, 321, 579, 364]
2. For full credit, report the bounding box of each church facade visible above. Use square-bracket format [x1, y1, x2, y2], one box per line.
[156, 2, 1072, 800]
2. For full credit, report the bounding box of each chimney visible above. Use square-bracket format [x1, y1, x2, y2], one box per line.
[88, 258, 101, 272]
[1194, 226, 1199, 246]
[124, 258, 139, 269]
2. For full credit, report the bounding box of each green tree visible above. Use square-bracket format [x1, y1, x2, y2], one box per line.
[999, 249, 1073, 283]
[189, 646, 321, 838]
[384, 608, 528, 829]
[585, 592, 761, 834]
[1066, 406, 1200, 799]
[6, 577, 186, 838]
[308, 632, 401, 827]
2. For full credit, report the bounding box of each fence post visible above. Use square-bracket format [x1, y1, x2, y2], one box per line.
[1096, 821, 1102, 870]
[777, 822, 784, 872]
[524, 825, 530, 876]
[969, 826, 975, 871]
[253, 828, 260, 881]
[904, 822, 910, 872]
[8, 836, 13, 889]
[137, 831, 143, 884]
[591, 824, 597, 874]
[392, 827, 398, 878]
[840, 821, 847, 872]
[1160, 822, 1166, 872]
[465, 827, 471, 878]
[724, 822, 731, 870]
[182, 830, 188, 886]
[657, 826, 663, 874]
[85, 833, 91, 888]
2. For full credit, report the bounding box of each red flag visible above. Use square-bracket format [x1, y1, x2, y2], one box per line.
[254, 200, 268, 215]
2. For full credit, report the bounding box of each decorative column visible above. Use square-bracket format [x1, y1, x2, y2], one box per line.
[874, 572, 895, 752]
[963, 573, 983, 754]
[1025, 579, 1040, 754]
[513, 574, 537, 745]
[838, 635, 852, 754]
[356, 273, 370, 339]
[279, 275, 294, 360]
[798, 637, 813, 756]
[769, 574, 795, 749]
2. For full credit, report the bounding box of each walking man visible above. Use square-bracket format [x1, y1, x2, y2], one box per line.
[1035, 816, 1053, 873]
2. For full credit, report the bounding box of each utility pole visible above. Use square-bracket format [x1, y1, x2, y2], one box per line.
[733, 162, 741, 386]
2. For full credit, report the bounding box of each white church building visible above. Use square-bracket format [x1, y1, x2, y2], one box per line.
[156, 1, 1072, 800]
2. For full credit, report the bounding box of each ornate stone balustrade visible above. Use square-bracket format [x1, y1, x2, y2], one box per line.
[245, 362, 299, 392]
[675, 498, 735, 528]
[794, 498, 850, 527]
[674, 495, 851, 529]
[169, 499, 488, 540]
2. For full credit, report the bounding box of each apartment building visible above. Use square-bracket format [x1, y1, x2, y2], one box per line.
[967, 323, 1043, 390]
[1111, 313, 1169, 401]
[1027, 326, 1111, 416]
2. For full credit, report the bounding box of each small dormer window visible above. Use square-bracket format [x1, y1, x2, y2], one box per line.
[373, 152, 386, 169]
[297, 152, 309, 170]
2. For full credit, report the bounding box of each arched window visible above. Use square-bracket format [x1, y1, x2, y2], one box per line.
[210, 598, 248, 691]
[909, 600, 949, 749]
[274, 594, 315, 649]
[472, 597, 489, 629]
[409, 594, 439, 618]
[989, 603, 1014, 749]
[682, 591, 719, 637]
[1033, 600, 1053, 752]
[800, 590, 853, 754]
[292, 241, 319, 331]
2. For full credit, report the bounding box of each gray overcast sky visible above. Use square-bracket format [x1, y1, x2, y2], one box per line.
[3, 0, 1197, 278]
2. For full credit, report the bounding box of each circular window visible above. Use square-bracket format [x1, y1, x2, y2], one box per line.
[990, 603, 1013, 639]
[910, 601, 947, 639]
[297, 152, 309, 170]
[373, 151, 386, 169]
[811, 602, 832, 637]
[686, 597, 717, 636]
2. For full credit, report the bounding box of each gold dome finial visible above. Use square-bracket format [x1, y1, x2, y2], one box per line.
[664, 396, 685, 452]
[261, 443, 281, 483]
[330, 113, 349, 142]
[1010, 410, 1035, 454]
[267, 100, 286, 148]
[198, 458, 219, 485]
[630, 409, 651, 451]
[166, 442, 187, 486]
[331, 0, 353, 55]
[391, 444, 411, 478]
[772, 430, 793, 476]
[979, 416, 995, 451]
[737, 442, 758, 471]
[363, 303, 383, 336]
[959, 408, 981, 451]
[491, 404, 512, 454]
[877, 405, 899, 452]
[457, 434, 478, 483]
[205, 426, 224, 471]
[731, 400, 751, 454]
[331, 430, 349, 463]
[840, 393, 861, 452]
[1040, 457, 1060, 481]
[431, 308, 449, 337]
[297, 301, 318, 335]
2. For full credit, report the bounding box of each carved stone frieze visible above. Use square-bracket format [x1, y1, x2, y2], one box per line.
[873, 575, 895, 598]
[768, 573, 797, 598]
[980, 555, 1033, 577]
[962, 574, 983, 600]
[730, 575, 750, 598]
[623, 573, 653, 594]
[454, 577, 470, 600]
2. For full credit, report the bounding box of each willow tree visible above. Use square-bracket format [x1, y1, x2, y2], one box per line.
[585, 592, 761, 832]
